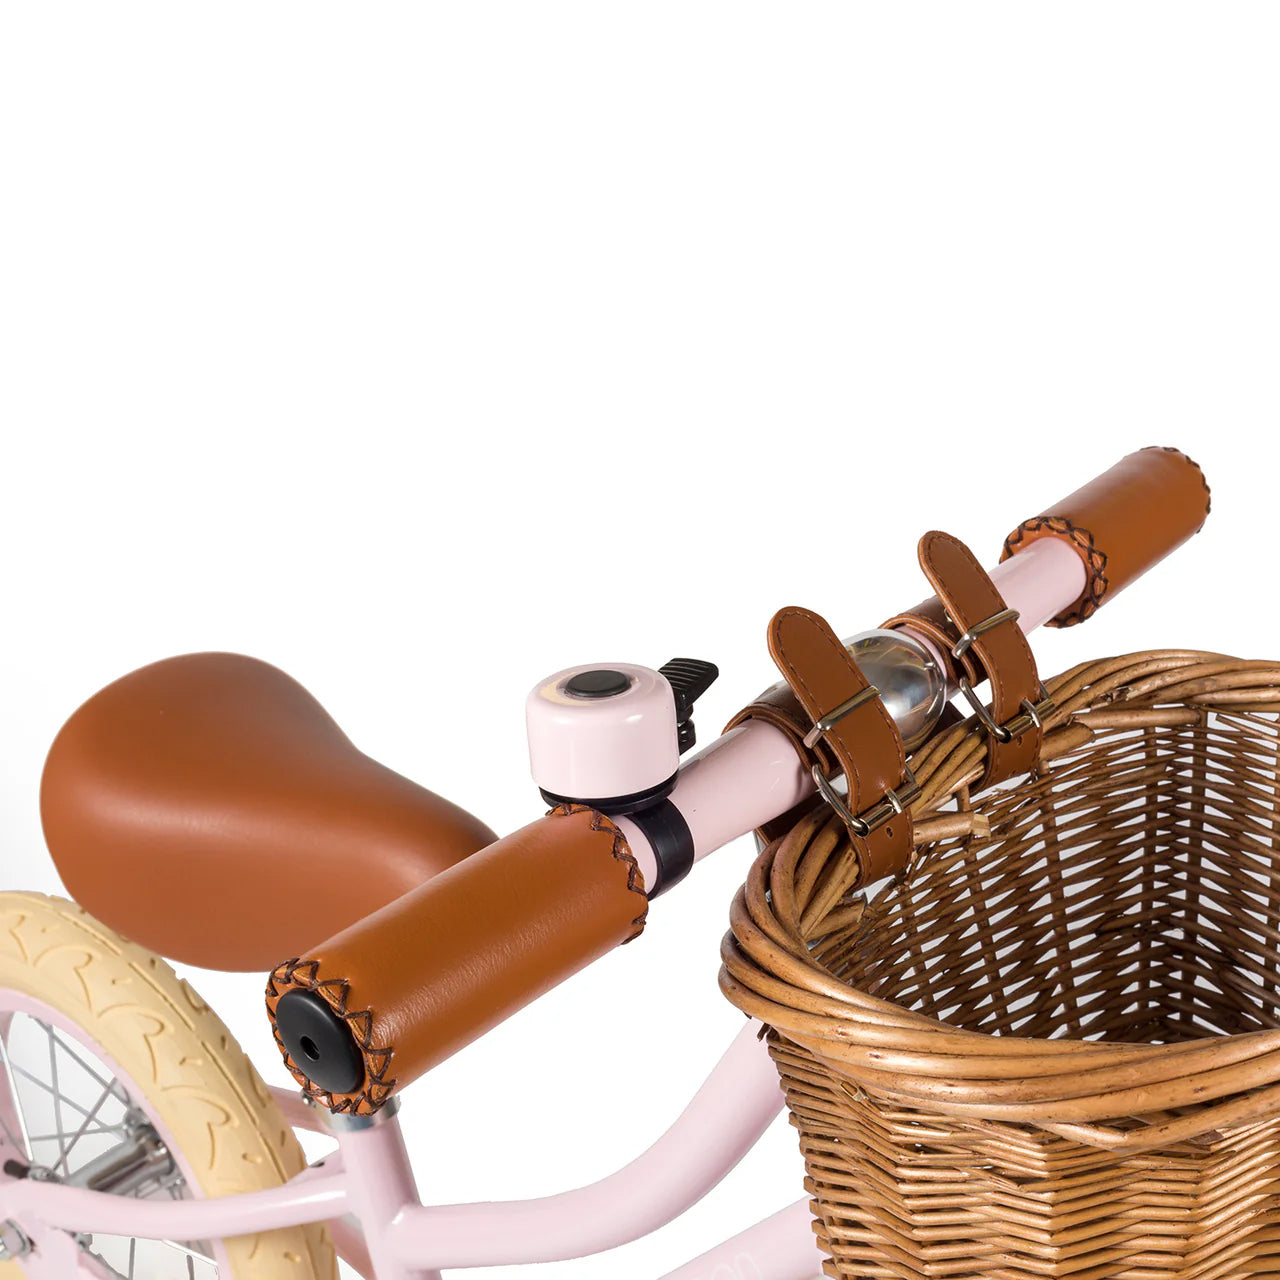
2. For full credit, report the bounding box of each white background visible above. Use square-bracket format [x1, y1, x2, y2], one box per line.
[1, 5, 1277, 1277]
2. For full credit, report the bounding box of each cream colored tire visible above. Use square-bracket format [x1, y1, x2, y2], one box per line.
[0, 891, 336, 1279]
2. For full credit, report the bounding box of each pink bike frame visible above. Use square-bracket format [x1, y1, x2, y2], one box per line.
[0, 538, 1087, 1279]
[1, 1022, 816, 1280]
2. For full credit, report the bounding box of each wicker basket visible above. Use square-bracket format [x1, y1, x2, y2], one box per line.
[721, 651, 1280, 1278]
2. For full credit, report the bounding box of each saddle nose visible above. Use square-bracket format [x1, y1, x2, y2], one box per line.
[40, 653, 498, 972]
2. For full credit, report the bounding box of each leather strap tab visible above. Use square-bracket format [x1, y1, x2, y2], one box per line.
[725, 683, 836, 776]
[766, 606, 914, 886]
[917, 530, 1047, 787]
[882, 594, 981, 689]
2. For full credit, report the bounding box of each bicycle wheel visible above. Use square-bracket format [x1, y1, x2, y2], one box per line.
[0, 892, 335, 1279]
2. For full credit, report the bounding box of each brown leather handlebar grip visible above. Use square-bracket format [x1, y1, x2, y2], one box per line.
[1000, 447, 1210, 627]
[266, 804, 648, 1114]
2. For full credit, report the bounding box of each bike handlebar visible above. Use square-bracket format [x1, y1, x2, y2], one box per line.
[269, 447, 1211, 1111]
[1001, 446, 1209, 626]
[268, 805, 647, 1114]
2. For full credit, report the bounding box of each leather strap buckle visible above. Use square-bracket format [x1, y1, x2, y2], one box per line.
[958, 680, 1055, 744]
[911, 531, 1047, 788]
[951, 605, 1056, 744]
[812, 757, 920, 838]
[764, 605, 915, 885]
[952, 607, 1020, 661]
[802, 685, 881, 749]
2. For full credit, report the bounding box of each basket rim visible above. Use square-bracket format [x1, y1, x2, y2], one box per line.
[721, 649, 1280, 1148]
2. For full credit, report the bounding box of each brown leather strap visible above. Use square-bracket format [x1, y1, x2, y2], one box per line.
[916, 530, 1049, 787]
[725, 682, 838, 775]
[766, 606, 914, 886]
[881, 594, 982, 689]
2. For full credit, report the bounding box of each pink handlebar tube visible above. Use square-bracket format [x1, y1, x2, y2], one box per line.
[618, 536, 1088, 886]
[981, 534, 1090, 633]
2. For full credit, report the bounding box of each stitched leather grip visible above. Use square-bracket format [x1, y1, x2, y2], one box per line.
[1001, 447, 1210, 626]
[266, 805, 648, 1113]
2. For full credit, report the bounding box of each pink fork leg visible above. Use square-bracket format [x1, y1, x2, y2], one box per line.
[659, 1198, 824, 1280]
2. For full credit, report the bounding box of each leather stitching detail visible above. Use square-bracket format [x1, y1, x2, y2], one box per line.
[1002, 516, 1109, 626]
[1152, 445, 1212, 520]
[266, 806, 649, 1116]
[265, 958, 397, 1115]
[1002, 449, 1211, 628]
[548, 803, 649, 940]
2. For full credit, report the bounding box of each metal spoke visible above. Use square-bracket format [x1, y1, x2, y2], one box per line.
[56, 1080, 119, 1176]
[50, 1026, 133, 1108]
[2, 1012, 218, 1278]
[0, 1029, 32, 1157]
[11, 1063, 113, 1123]
[48, 1023, 67, 1172]
[25, 1123, 132, 1143]
[160, 1238, 215, 1263]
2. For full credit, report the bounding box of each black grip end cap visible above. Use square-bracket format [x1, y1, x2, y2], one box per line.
[275, 988, 365, 1095]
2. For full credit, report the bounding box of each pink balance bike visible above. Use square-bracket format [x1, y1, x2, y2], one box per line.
[0, 448, 1212, 1279]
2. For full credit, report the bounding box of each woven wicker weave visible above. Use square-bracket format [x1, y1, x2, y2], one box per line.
[721, 651, 1280, 1278]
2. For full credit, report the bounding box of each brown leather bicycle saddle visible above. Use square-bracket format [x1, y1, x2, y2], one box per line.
[41, 653, 497, 972]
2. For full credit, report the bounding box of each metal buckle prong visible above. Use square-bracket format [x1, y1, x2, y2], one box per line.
[1018, 695, 1049, 731]
[1004, 692, 1055, 739]
[951, 607, 1020, 660]
[949, 605, 1053, 746]
[802, 685, 882, 750]
[958, 680, 1055, 744]
[811, 760, 921, 838]
[958, 676, 1013, 741]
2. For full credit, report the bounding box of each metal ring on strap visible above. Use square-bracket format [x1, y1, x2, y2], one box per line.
[811, 759, 921, 838]
[802, 685, 882, 750]
[805, 683, 920, 838]
[952, 605, 1055, 745]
